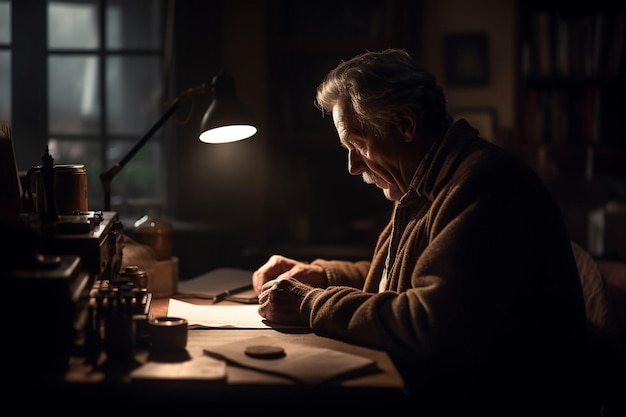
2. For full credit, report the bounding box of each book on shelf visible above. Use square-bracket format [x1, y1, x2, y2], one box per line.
[524, 7, 626, 78]
[522, 87, 605, 146]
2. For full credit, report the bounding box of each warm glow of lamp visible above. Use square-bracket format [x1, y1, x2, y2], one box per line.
[100, 71, 256, 211]
[199, 72, 257, 143]
[200, 125, 257, 144]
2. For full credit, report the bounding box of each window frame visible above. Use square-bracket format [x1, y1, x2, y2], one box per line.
[10, 0, 170, 215]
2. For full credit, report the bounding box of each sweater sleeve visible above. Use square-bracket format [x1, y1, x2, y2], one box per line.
[300, 260, 372, 330]
[310, 259, 370, 287]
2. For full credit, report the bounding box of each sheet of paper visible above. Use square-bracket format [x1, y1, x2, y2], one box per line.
[167, 298, 302, 329]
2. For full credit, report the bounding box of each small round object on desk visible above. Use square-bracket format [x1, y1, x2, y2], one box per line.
[119, 265, 148, 290]
[244, 345, 286, 359]
[148, 316, 188, 351]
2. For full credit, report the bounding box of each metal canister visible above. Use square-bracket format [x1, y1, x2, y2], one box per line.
[119, 265, 148, 290]
[25, 163, 88, 215]
[54, 164, 88, 214]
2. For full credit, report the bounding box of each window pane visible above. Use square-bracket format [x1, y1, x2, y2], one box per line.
[106, 55, 162, 135]
[0, 1, 10, 44]
[0, 51, 10, 121]
[106, 139, 163, 208]
[48, 137, 104, 211]
[48, 0, 99, 49]
[106, 0, 162, 50]
[49, 55, 101, 134]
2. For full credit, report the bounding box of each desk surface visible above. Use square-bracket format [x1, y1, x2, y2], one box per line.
[149, 297, 403, 388]
[29, 297, 407, 412]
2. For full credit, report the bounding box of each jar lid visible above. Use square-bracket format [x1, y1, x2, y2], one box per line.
[54, 164, 86, 172]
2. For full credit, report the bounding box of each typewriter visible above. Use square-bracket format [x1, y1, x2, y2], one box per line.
[4, 211, 153, 375]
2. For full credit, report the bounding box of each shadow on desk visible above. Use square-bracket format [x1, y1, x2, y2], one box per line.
[12, 373, 410, 415]
[9, 325, 408, 415]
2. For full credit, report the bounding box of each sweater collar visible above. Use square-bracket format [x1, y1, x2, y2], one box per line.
[401, 119, 479, 204]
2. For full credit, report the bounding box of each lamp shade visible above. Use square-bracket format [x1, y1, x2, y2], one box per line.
[199, 72, 257, 143]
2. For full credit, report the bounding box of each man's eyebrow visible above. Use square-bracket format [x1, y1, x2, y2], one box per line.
[338, 134, 356, 151]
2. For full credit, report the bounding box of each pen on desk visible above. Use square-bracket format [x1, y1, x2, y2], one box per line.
[211, 284, 253, 304]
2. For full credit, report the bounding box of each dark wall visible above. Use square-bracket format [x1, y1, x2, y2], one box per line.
[169, 1, 271, 236]
[167, 0, 417, 276]
[167, 1, 273, 276]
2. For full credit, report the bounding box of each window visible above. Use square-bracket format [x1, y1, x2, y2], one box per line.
[10, 0, 168, 214]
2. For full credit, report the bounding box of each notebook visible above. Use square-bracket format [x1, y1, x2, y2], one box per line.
[202, 335, 379, 385]
[176, 267, 257, 303]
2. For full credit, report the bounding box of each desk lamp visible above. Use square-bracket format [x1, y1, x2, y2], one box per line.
[99, 71, 257, 211]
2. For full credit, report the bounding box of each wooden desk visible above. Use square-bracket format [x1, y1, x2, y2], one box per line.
[16, 297, 407, 413]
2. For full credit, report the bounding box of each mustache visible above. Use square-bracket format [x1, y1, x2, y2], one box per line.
[362, 172, 378, 184]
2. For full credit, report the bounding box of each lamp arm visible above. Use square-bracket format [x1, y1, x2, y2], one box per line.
[100, 83, 209, 211]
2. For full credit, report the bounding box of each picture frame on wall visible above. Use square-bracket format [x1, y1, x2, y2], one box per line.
[444, 32, 490, 87]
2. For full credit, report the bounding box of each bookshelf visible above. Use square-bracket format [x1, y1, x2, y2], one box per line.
[515, 0, 626, 256]
[516, 1, 626, 177]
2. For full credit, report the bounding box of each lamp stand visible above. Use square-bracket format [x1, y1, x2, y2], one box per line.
[99, 84, 209, 211]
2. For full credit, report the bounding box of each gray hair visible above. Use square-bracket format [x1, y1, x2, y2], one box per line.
[315, 48, 451, 139]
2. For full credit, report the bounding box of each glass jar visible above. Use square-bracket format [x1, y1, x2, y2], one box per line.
[133, 209, 173, 261]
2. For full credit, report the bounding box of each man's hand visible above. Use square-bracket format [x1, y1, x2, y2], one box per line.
[257, 275, 313, 326]
[252, 255, 327, 295]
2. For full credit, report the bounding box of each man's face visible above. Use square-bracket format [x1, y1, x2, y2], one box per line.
[332, 104, 413, 201]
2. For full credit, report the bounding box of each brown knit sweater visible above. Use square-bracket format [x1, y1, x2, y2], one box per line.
[303, 119, 596, 414]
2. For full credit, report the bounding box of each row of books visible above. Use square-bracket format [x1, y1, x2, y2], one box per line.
[522, 85, 620, 146]
[521, 7, 626, 78]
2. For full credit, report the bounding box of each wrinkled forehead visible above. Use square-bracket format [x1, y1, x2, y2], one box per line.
[332, 104, 354, 142]
[331, 104, 348, 136]
[331, 104, 341, 123]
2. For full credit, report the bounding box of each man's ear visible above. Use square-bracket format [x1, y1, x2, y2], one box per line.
[398, 111, 417, 142]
